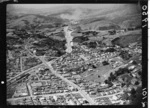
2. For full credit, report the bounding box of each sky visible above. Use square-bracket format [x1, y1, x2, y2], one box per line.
[7, 4, 131, 10]
[7, 4, 140, 21]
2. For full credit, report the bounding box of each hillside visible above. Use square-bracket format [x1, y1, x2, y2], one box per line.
[7, 4, 141, 50]
[111, 30, 142, 47]
[7, 14, 66, 29]
[80, 14, 141, 31]
[80, 20, 121, 31]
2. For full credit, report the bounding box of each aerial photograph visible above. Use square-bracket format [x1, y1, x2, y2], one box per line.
[7, 4, 142, 105]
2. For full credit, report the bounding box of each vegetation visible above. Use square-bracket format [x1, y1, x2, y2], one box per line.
[73, 36, 89, 43]
[22, 57, 42, 71]
[105, 48, 116, 52]
[119, 50, 132, 60]
[102, 61, 109, 66]
[111, 32, 141, 47]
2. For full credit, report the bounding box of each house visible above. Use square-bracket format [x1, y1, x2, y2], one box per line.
[119, 29, 126, 33]
[31, 82, 42, 87]
[62, 73, 71, 77]
[72, 72, 77, 75]
[89, 91, 96, 95]
[66, 99, 75, 105]
[128, 65, 135, 70]
[53, 95, 57, 101]
[131, 78, 137, 85]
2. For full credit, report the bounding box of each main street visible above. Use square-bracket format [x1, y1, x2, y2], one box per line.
[38, 56, 96, 105]
[24, 33, 96, 104]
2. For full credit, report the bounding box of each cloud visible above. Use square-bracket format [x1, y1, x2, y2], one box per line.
[60, 9, 83, 21]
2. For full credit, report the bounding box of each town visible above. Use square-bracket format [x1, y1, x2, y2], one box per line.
[7, 4, 142, 105]
[7, 33, 142, 105]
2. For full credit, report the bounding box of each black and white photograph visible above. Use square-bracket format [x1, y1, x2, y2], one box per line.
[2, 1, 147, 107]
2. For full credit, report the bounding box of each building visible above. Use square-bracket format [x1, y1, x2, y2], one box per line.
[66, 99, 75, 105]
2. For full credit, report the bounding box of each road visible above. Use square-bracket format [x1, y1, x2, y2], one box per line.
[39, 56, 95, 105]
[27, 82, 33, 97]
[92, 90, 123, 100]
[20, 57, 23, 72]
[23, 45, 96, 104]
[7, 91, 79, 101]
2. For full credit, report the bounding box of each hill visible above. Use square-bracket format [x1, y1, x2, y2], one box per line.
[111, 30, 141, 47]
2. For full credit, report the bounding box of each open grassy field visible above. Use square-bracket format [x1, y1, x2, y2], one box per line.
[81, 65, 113, 83]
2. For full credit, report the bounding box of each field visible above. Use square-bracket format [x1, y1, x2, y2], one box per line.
[81, 65, 112, 83]
[22, 57, 42, 71]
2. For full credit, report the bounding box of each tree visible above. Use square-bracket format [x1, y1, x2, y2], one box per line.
[115, 68, 124, 76]
[102, 61, 109, 66]
[92, 65, 97, 69]
[135, 81, 139, 85]
[105, 48, 116, 52]
[88, 42, 97, 48]
[109, 72, 116, 81]
[105, 78, 113, 86]
[131, 88, 136, 96]
[121, 83, 125, 87]
[121, 68, 130, 73]
[132, 60, 137, 65]
[104, 80, 108, 84]
[121, 92, 129, 100]
[119, 51, 132, 60]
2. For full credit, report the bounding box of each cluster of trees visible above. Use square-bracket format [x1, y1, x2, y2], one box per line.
[119, 50, 132, 60]
[114, 68, 130, 76]
[98, 25, 120, 31]
[87, 41, 97, 48]
[102, 61, 109, 66]
[105, 48, 116, 52]
[73, 36, 89, 43]
[108, 29, 116, 35]
[33, 37, 66, 54]
[83, 31, 98, 36]
[130, 87, 142, 105]
[104, 79, 113, 87]
[122, 87, 142, 105]
[104, 66, 142, 105]
[104, 67, 130, 85]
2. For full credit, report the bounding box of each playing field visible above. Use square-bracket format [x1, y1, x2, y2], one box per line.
[80, 65, 113, 83]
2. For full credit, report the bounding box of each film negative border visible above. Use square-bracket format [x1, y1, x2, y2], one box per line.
[0, 0, 148, 108]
